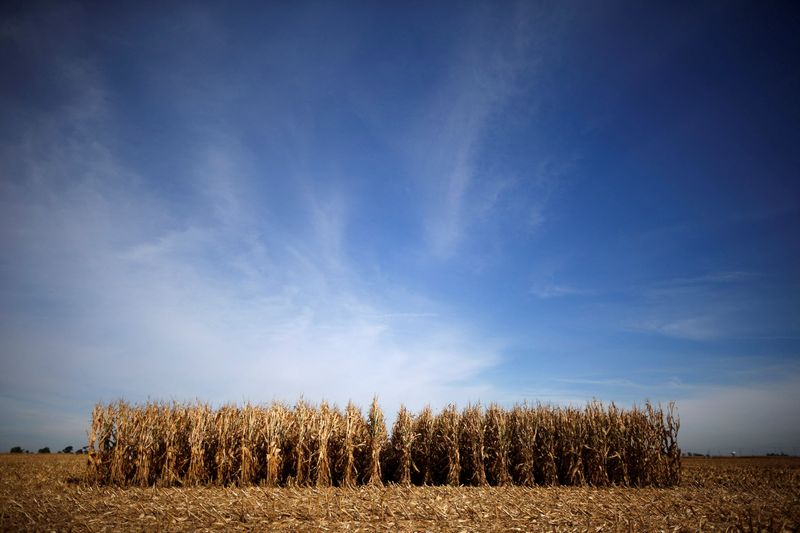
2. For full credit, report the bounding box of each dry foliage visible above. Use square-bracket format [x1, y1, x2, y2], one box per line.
[2, 454, 798, 531]
[88, 399, 681, 487]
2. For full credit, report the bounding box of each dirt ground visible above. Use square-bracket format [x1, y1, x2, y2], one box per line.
[1, 454, 798, 531]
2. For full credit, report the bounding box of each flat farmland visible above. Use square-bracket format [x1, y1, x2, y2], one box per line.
[1, 454, 798, 531]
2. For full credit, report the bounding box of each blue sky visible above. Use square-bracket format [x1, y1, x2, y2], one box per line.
[1, 1, 798, 454]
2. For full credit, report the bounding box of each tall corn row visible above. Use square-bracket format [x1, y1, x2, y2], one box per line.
[410, 406, 434, 485]
[556, 407, 585, 486]
[87, 399, 680, 487]
[337, 402, 366, 488]
[664, 401, 681, 486]
[605, 402, 629, 485]
[161, 403, 190, 486]
[312, 402, 337, 487]
[263, 403, 287, 487]
[583, 401, 610, 486]
[187, 403, 212, 485]
[389, 405, 415, 485]
[459, 404, 487, 486]
[239, 404, 259, 486]
[214, 405, 240, 486]
[287, 401, 313, 485]
[87, 403, 114, 484]
[508, 404, 536, 486]
[132, 403, 165, 487]
[484, 404, 511, 486]
[534, 404, 559, 485]
[433, 404, 461, 485]
[109, 402, 132, 485]
[364, 397, 387, 485]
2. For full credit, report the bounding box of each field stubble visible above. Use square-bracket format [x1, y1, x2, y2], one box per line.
[1, 454, 798, 531]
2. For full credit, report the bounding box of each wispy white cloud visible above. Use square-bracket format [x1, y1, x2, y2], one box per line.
[627, 316, 725, 341]
[1, 135, 503, 448]
[0, 47, 504, 452]
[530, 283, 590, 299]
[617, 270, 780, 341]
[644, 271, 759, 293]
[554, 377, 647, 389]
[415, 77, 498, 258]
[404, 8, 554, 260]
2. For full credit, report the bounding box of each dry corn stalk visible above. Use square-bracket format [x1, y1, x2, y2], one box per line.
[534, 404, 559, 485]
[313, 401, 338, 487]
[337, 401, 366, 488]
[289, 401, 313, 486]
[410, 406, 434, 485]
[508, 404, 535, 486]
[459, 404, 486, 486]
[187, 403, 212, 485]
[484, 404, 511, 486]
[263, 403, 287, 487]
[365, 397, 386, 486]
[433, 404, 461, 486]
[390, 405, 415, 485]
[86, 399, 680, 487]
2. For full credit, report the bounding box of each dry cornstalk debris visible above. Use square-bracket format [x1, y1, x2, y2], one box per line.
[87, 399, 681, 487]
[4, 454, 798, 532]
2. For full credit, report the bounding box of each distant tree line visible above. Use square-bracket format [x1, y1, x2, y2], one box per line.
[9, 445, 87, 454]
[683, 450, 794, 458]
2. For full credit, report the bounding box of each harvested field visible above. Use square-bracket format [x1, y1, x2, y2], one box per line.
[1, 454, 799, 531]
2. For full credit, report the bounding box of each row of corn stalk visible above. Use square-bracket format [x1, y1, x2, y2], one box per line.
[87, 399, 680, 487]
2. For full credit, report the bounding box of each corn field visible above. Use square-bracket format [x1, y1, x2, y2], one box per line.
[87, 399, 680, 487]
